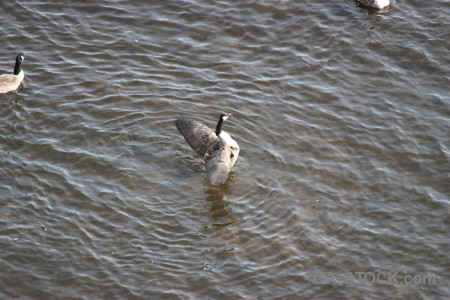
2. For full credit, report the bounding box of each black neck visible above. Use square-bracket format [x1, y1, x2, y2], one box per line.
[14, 58, 22, 75]
[215, 116, 224, 136]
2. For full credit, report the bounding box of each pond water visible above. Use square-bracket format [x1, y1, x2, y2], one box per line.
[1, 0, 448, 299]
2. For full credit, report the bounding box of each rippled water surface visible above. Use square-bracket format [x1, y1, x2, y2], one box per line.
[1, 0, 449, 299]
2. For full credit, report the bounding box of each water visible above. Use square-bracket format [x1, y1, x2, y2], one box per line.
[1, 0, 449, 299]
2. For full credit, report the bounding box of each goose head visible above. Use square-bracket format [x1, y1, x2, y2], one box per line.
[216, 113, 233, 136]
[14, 53, 25, 75]
[220, 113, 232, 121]
[16, 53, 25, 62]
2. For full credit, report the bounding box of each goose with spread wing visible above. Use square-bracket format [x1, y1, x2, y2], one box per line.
[0, 53, 25, 94]
[175, 113, 240, 185]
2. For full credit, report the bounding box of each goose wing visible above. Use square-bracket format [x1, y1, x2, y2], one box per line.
[205, 147, 239, 185]
[175, 118, 218, 158]
[0, 74, 21, 93]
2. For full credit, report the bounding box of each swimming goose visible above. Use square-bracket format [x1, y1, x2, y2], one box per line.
[0, 53, 25, 94]
[175, 113, 240, 185]
[356, 0, 390, 9]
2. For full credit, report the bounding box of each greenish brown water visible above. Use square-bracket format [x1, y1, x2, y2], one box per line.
[1, 1, 449, 299]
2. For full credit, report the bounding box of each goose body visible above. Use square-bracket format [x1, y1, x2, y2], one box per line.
[175, 113, 240, 185]
[356, 0, 390, 9]
[0, 53, 25, 94]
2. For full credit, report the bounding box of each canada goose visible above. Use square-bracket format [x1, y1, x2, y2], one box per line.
[0, 53, 25, 94]
[356, 0, 390, 9]
[175, 113, 240, 185]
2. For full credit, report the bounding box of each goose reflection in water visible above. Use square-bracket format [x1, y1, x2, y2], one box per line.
[203, 171, 237, 219]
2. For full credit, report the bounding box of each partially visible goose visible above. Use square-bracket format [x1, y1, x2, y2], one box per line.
[356, 0, 390, 9]
[0, 53, 25, 94]
[175, 113, 240, 185]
